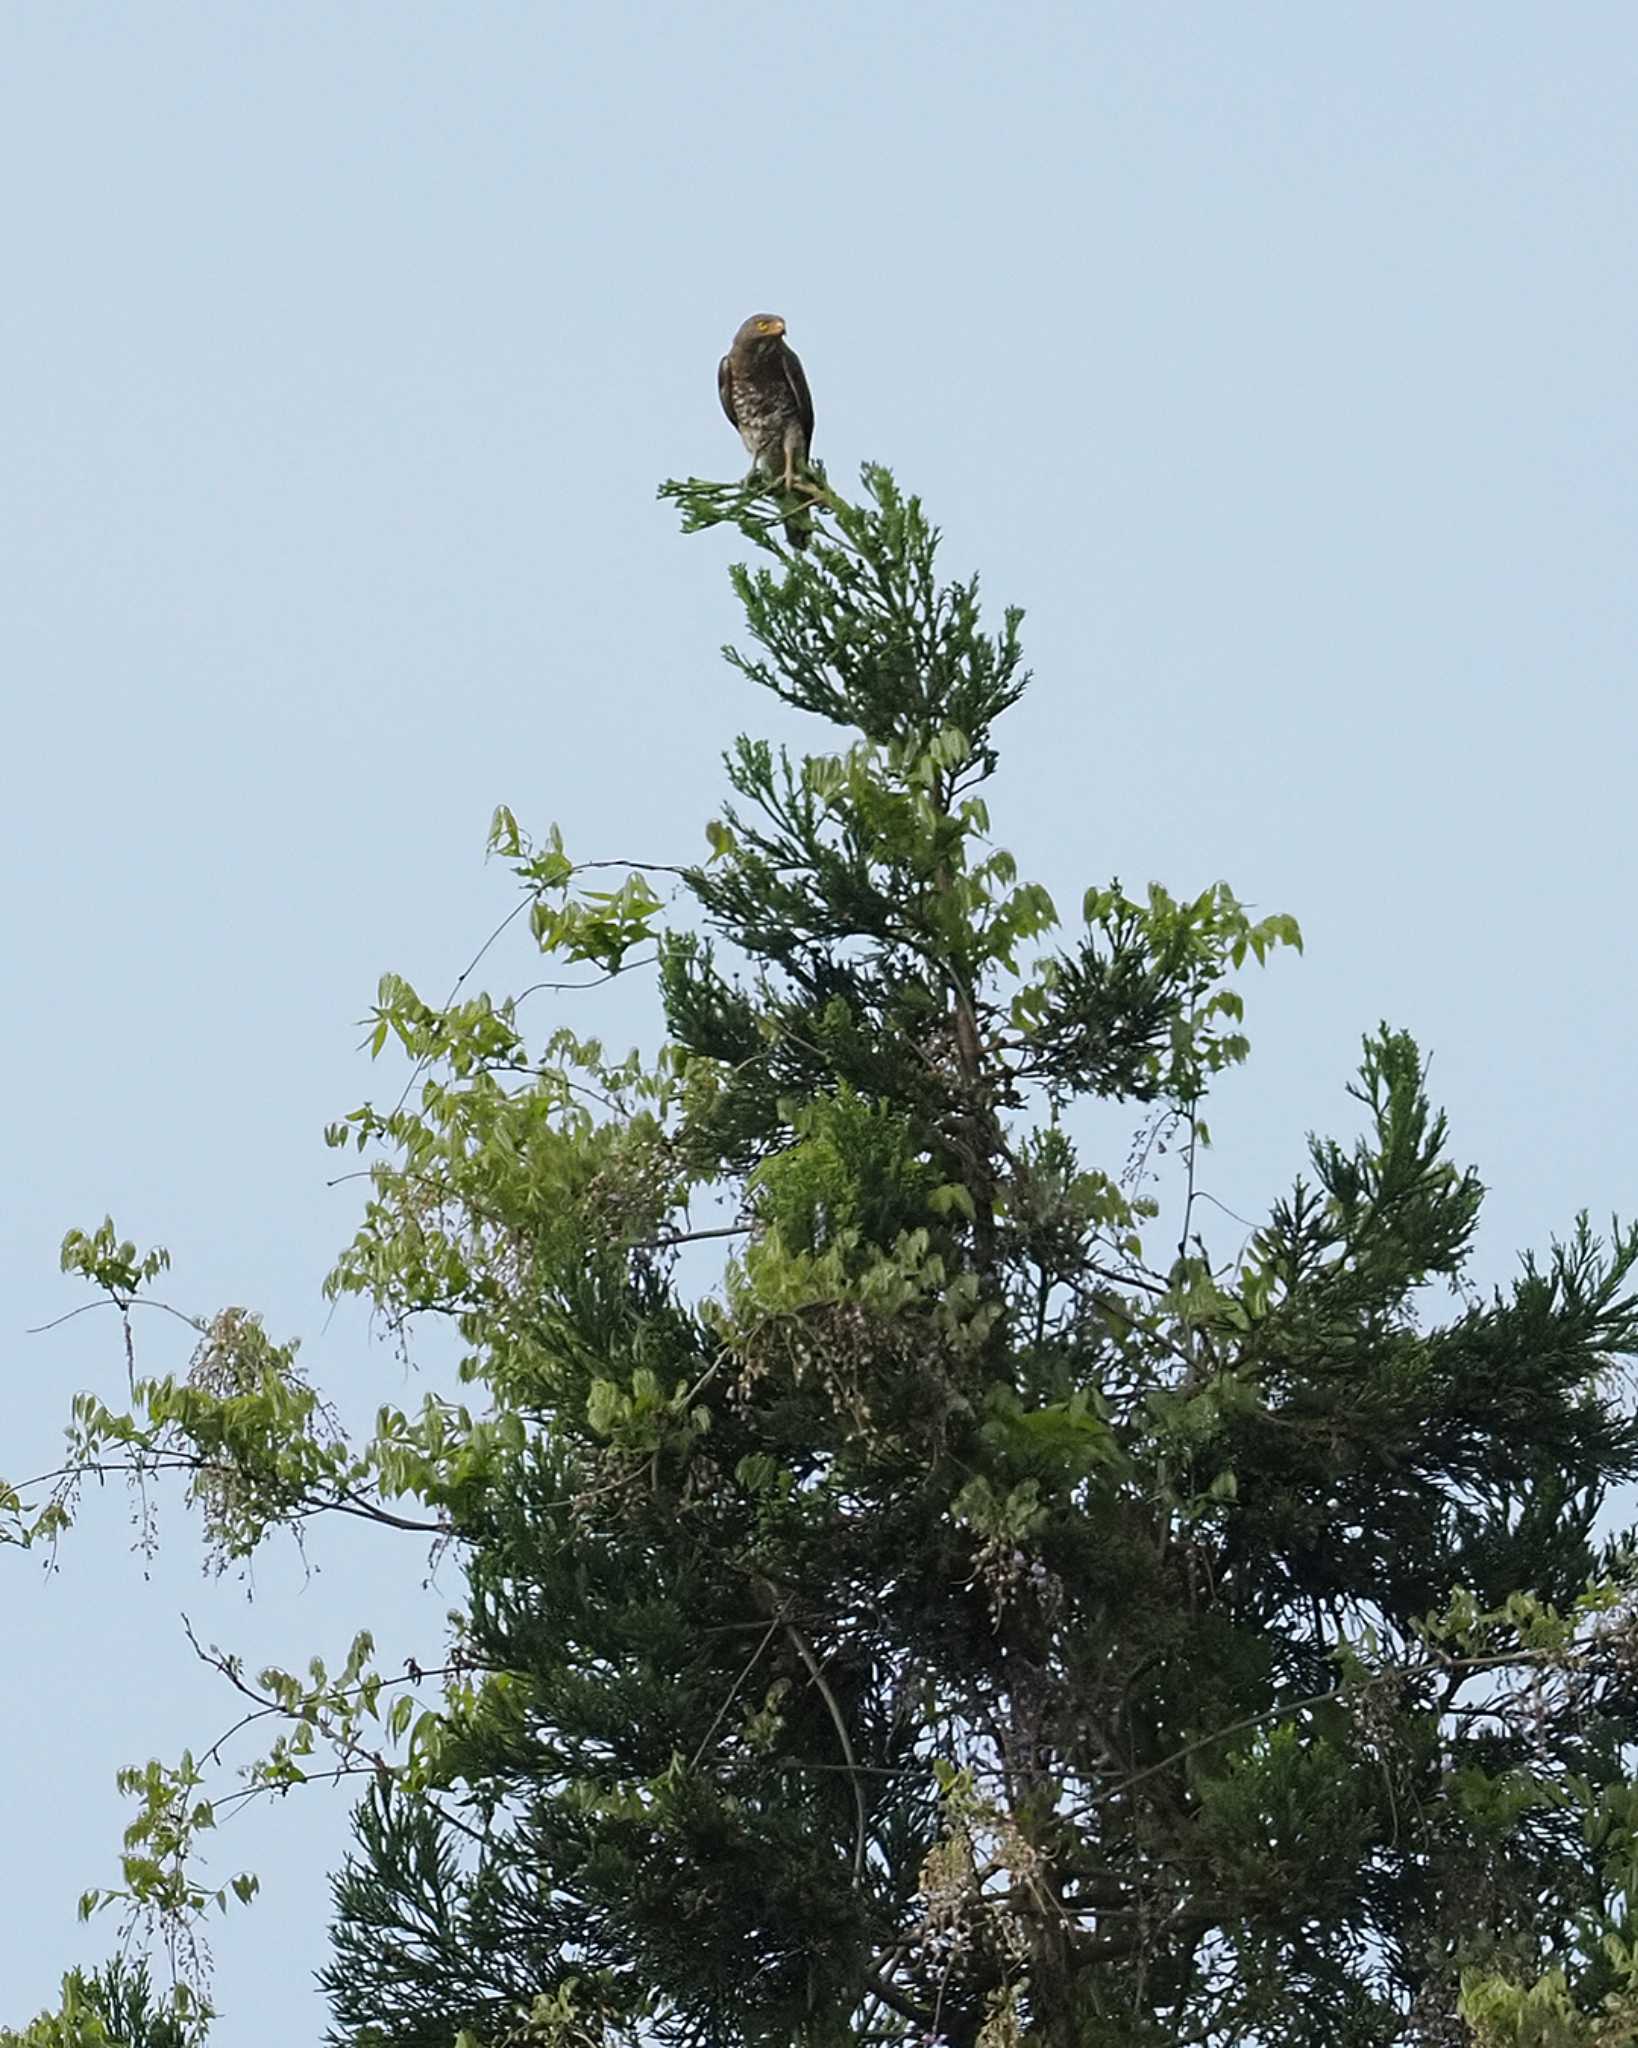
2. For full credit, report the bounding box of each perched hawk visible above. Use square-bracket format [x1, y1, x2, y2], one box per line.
[718, 313, 815, 549]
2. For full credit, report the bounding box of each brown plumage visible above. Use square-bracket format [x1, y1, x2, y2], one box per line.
[718, 313, 815, 550]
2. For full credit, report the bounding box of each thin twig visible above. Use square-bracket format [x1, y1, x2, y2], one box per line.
[1081, 1643, 1573, 1813]
[689, 1617, 783, 1772]
[26, 1297, 205, 1338]
[1190, 1188, 1259, 1233]
[515, 952, 658, 1003]
[632, 1223, 751, 1251]
[785, 1622, 868, 1887]
[387, 895, 533, 1118]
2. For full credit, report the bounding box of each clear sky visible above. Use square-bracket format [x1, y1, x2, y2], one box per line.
[3, 3, 1635, 2038]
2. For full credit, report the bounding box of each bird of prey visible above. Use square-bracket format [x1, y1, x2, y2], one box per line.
[718, 313, 815, 549]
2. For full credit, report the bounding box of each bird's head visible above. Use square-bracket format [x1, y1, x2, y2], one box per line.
[735, 313, 787, 347]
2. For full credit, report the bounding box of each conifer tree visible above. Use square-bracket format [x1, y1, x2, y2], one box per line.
[12, 471, 1638, 2048]
[315, 472, 1638, 2047]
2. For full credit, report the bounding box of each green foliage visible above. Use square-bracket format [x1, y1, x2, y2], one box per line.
[60, 1219, 172, 1299]
[748, 1086, 942, 1262]
[10, 463, 1638, 2048]
[0, 1957, 203, 2048]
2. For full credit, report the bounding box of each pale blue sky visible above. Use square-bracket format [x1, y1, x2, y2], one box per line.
[3, 4, 1635, 2038]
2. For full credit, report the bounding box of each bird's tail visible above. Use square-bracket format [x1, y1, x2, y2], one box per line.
[782, 506, 811, 552]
